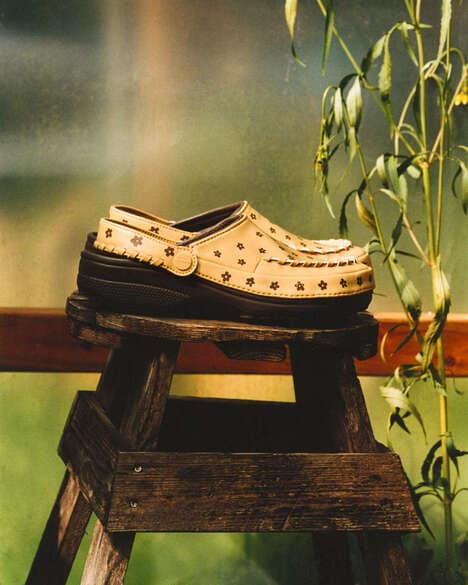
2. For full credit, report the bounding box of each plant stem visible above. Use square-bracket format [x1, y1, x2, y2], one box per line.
[437, 336, 453, 567]
[435, 117, 445, 256]
[402, 214, 431, 265]
[414, 0, 453, 567]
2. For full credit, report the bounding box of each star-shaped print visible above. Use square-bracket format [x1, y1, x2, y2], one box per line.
[180, 235, 190, 241]
[150, 226, 159, 234]
[246, 277, 255, 287]
[357, 276, 363, 286]
[270, 227, 276, 234]
[256, 231, 263, 238]
[295, 281, 305, 291]
[318, 280, 327, 290]
[164, 246, 175, 257]
[237, 242, 245, 250]
[259, 248, 266, 254]
[238, 259, 246, 266]
[213, 250, 222, 258]
[105, 228, 112, 238]
[340, 278, 348, 288]
[221, 271, 231, 282]
[250, 213, 257, 219]
[270, 281, 280, 290]
[130, 235, 143, 247]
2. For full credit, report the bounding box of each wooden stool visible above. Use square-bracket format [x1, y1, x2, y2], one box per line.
[27, 292, 419, 585]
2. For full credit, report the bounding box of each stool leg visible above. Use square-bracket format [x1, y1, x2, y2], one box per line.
[26, 343, 149, 584]
[80, 524, 134, 585]
[25, 470, 91, 585]
[290, 343, 354, 585]
[80, 338, 180, 585]
[291, 344, 413, 585]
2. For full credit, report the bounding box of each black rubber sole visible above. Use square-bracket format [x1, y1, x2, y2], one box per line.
[77, 234, 373, 325]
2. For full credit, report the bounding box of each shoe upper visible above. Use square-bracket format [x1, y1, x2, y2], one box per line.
[109, 201, 370, 265]
[95, 211, 374, 300]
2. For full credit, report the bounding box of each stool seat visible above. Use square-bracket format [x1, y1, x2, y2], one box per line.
[27, 292, 418, 585]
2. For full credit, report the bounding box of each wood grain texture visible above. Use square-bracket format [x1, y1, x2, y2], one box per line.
[80, 333, 179, 585]
[80, 529, 133, 585]
[58, 394, 418, 534]
[25, 471, 91, 585]
[107, 451, 418, 533]
[290, 344, 361, 585]
[1, 307, 466, 375]
[58, 392, 127, 525]
[290, 346, 415, 585]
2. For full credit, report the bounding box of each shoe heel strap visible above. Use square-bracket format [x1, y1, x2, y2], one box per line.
[109, 205, 193, 242]
[94, 218, 198, 277]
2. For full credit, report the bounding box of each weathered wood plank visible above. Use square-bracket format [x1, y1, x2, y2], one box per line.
[58, 391, 127, 524]
[105, 451, 419, 533]
[291, 346, 415, 585]
[25, 471, 91, 585]
[80, 529, 133, 585]
[290, 343, 357, 585]
[2, 307, 466, 375]
[80, 336, 179, 585]
[78, 311, 379, 355]
[57, 393, 418, 534]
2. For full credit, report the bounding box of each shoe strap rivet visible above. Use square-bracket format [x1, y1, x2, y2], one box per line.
[173, 250, 194, 271]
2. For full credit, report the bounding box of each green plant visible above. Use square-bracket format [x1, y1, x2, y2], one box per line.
[285, 0, 467, 578]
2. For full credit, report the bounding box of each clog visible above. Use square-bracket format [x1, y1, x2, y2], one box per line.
[77, 207, 374, 322]
[109, 201, 370, 265]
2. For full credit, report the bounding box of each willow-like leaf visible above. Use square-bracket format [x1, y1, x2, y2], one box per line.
[383, 212, 404, 263]
[407, 164, 421, 179]
[432, 456, 443, 487]
[355, 194, 377, 234]
[392, 322, 418, 354]
[284, 0, 306, 66]
[437, 0, 452, 65]
[379, 34, 392, 101]
[395, 249, 421, 260]
[387, 155, 400, 194]
[333, 87, 343, 131]
[389, 410, 411, 434]
[410, 486, 436, 538]
[446, 436, 468, 479]
[421, 440, 442, 484]
[347, 127, 357, 160]
[376, 154, 389, 187]
[346, 76, 362, 130]
[339, 189, 357, 237]
[380, 323, 404, 363]
[422, 261, 451, 370]
[321, 0, 334, 74]
[451, 160, 468, 214]
[388, 252, 422, 322]
[361, 34, 385, 75]
[381, 385, 426, 439]
[399, 22, 418, 66]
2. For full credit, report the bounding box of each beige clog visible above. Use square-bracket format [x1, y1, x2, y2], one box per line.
[108, 201, 370, 266]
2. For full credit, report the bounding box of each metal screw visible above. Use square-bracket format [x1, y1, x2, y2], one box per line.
[134, 465, 143, 473]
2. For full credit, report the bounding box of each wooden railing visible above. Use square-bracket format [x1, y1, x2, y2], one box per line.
[0, 309, 466, 376]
